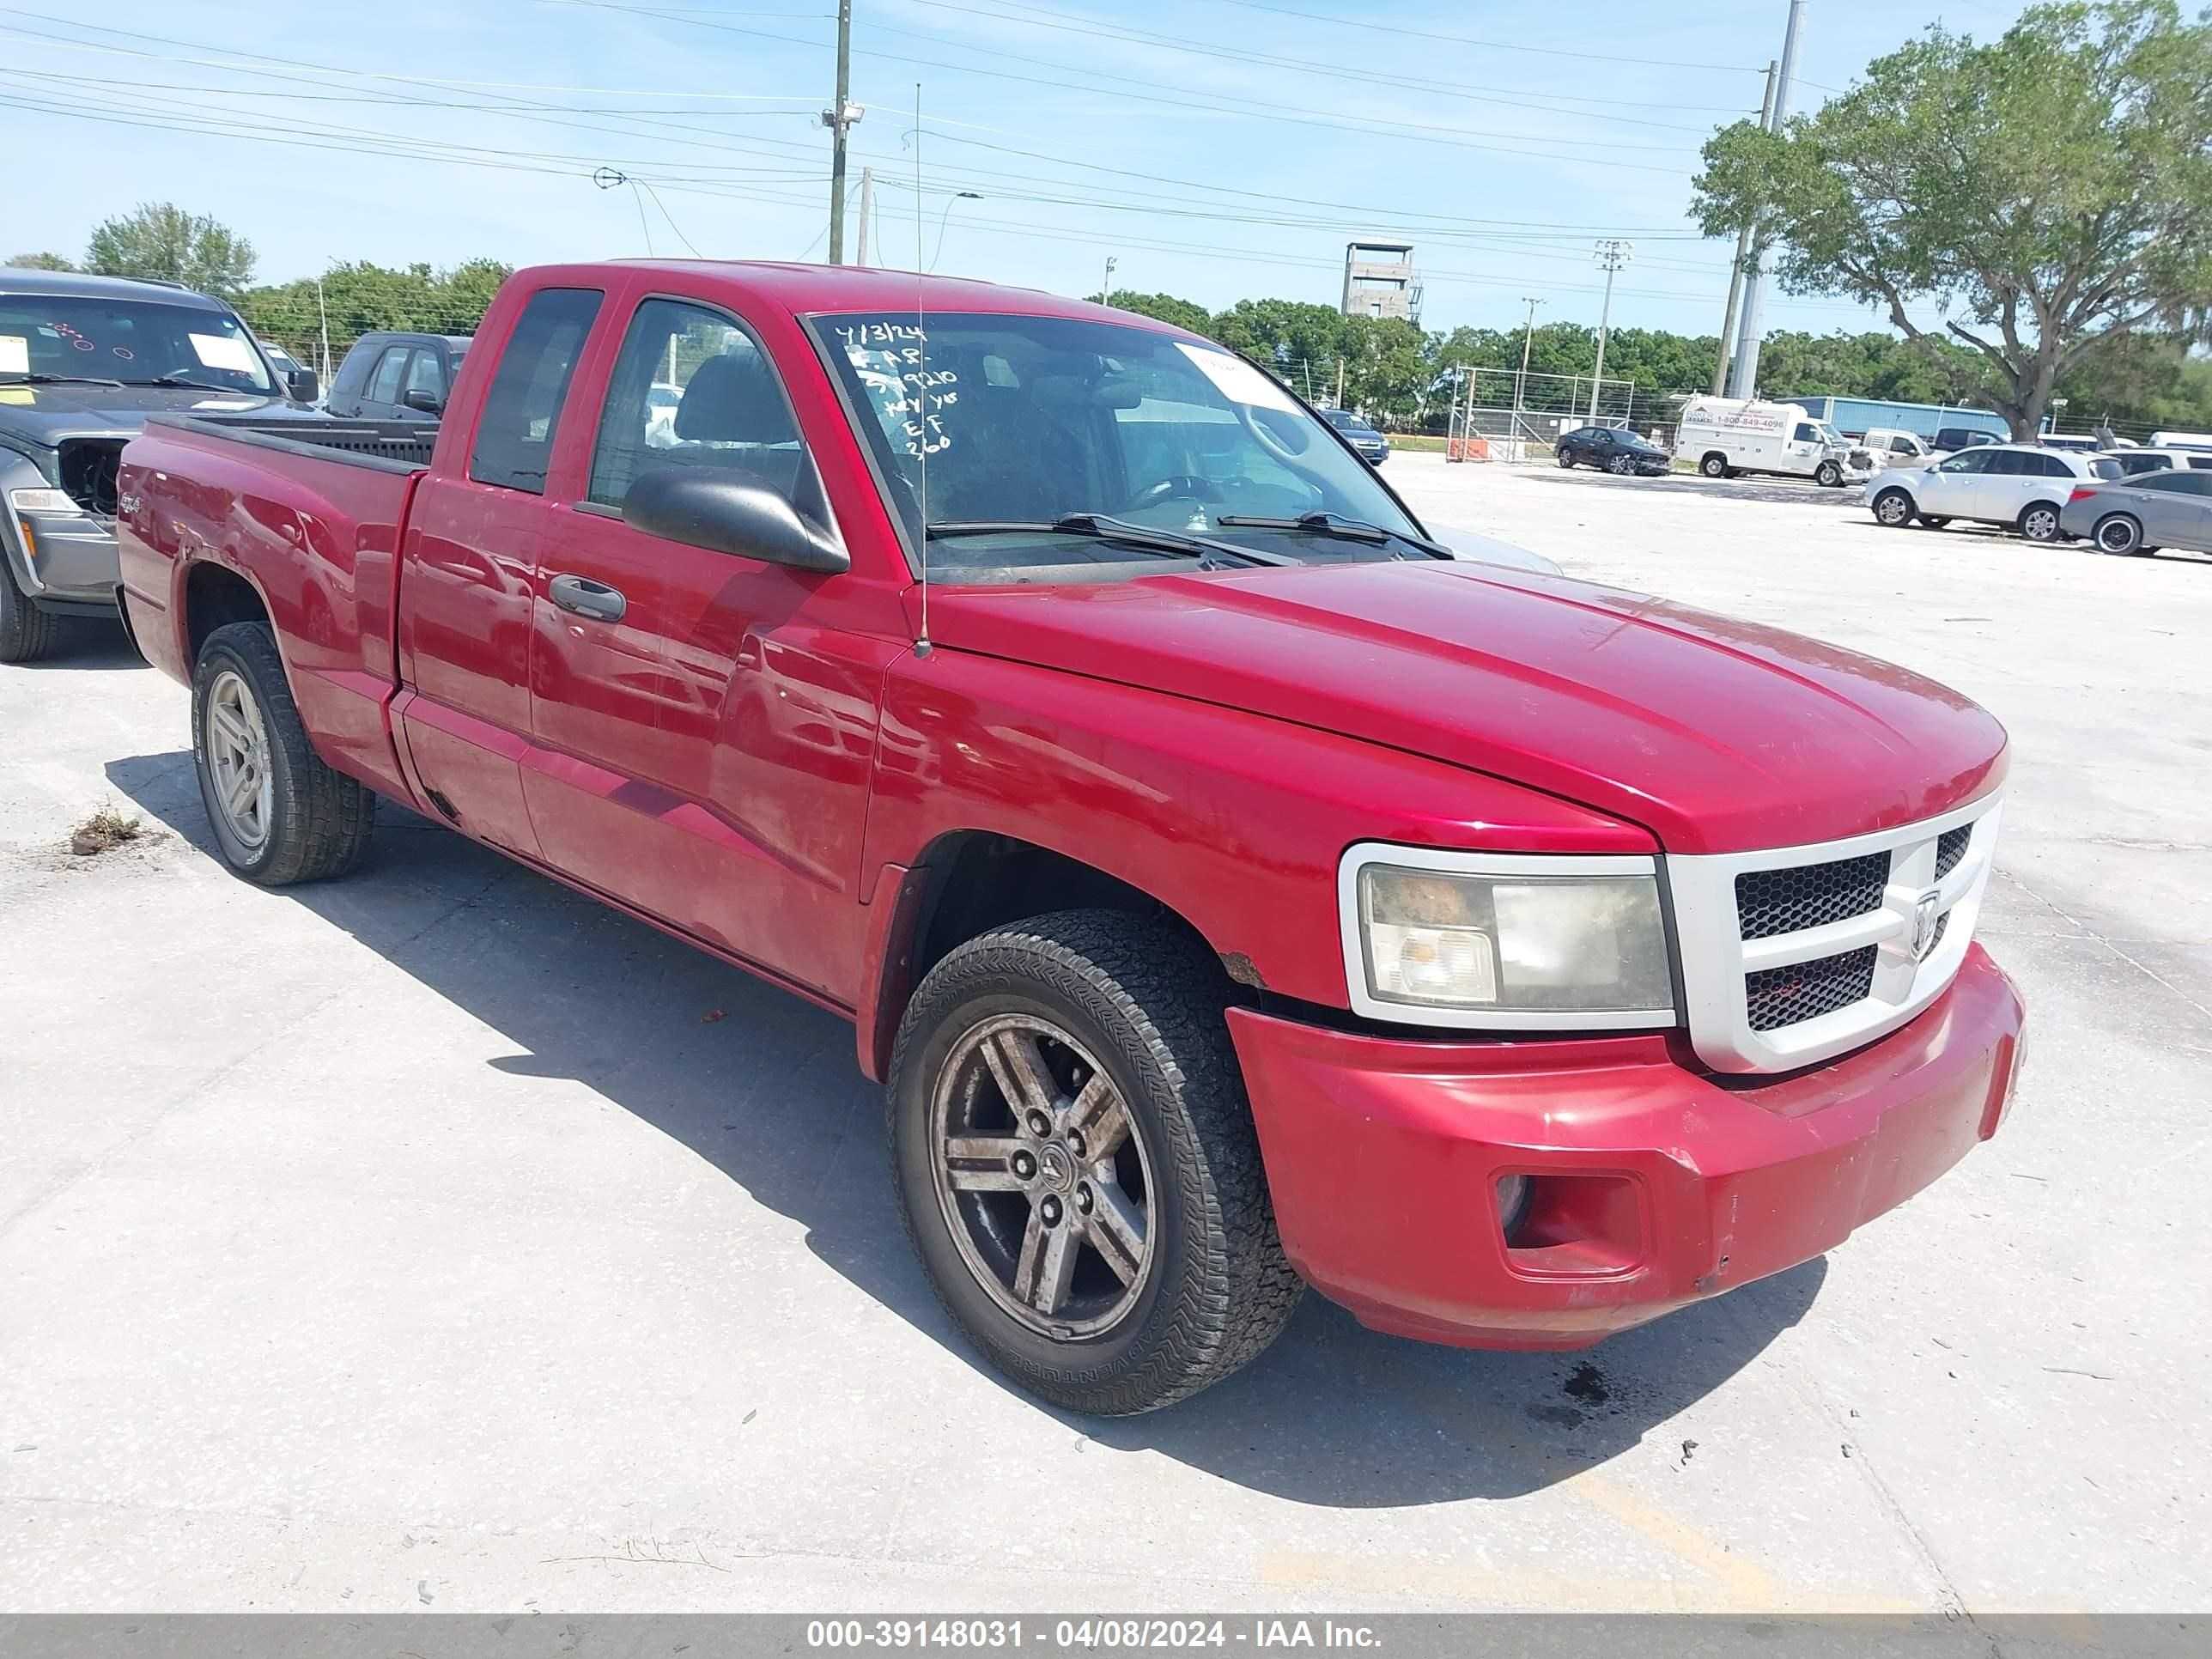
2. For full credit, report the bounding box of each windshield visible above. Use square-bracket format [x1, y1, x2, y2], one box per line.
[812, 311, 1423, 580]
[0, 294, 273, 392]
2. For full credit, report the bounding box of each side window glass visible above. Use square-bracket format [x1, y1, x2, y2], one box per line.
[1793, 423, 1818, 442]
[469, 288, 604, 495]
[1941, 451, 1989, 475]
[368, 347, 407, 405]
[405, 349, 446, 403]
[588, 298, 802, 509]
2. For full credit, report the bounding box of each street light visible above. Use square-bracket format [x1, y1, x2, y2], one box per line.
[927, 191, 982, 272]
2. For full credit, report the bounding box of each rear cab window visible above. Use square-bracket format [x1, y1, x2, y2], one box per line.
[470, 287, 604, 494]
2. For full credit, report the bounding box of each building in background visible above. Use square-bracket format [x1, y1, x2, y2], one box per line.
[1340, 240, 1419, 323]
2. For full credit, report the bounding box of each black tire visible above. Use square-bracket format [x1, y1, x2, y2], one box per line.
[1919, 515, 1952, 529]
[1873, 488, 1917, 528]
[2092, 513, 2143, 556]
[1699, 453, 1729, 479]
[0, 557, 63, 665]
[1557, 452, 1575, 469]
[1607, 453, 1634, 476]
[191, 621, 374, 884]
[1814, 459, 1843, 488]
[2017, 501, 2063, 543]
[888, 910, 1302, 1414]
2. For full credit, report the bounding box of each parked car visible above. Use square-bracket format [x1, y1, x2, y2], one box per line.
[116, 260, 2025, 1415]
[0, 268, 319, 663]
[1672, 397, 1861, 485]
[1861, 427, 1934, 467]
[2148, 429, 2212, 448]
[2059, 467, 2212, 556]
[1863, 442, 2120, 540]
[1557, 423, 1670, 475]
[323, 331, 471, 421]
[1931, 427, 1998, 456]
[2100, 446, 2212, 478]
[1317, 406, 1389, 465]
[2034, 432, 2108, 453]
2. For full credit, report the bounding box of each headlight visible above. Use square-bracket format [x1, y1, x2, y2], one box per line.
[1340, 846, 1677, 1029]
[9, 487, 82, 515]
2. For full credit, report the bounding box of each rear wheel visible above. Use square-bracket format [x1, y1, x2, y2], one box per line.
[2018, 501, 2063, 543]
[1699, 453, 1729, 479]
[2093, 514, 2144, 556]
[1814, 459, 1844, 488]
[0, 559, 62, 664]
[888, 910, 1301, 1414]
[1873, 488, 1917, 528]
[191, 622, 375, 884]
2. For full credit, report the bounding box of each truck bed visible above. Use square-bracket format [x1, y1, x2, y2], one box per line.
[118, 414, 434, 803]
[143, 412, 437, 472]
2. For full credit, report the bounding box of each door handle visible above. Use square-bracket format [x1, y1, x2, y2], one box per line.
[549, 573, 627, 623]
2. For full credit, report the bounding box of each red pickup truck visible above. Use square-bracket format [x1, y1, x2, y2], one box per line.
[116, 261, 2026, 1414]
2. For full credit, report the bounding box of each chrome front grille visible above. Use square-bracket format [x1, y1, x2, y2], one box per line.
[1666, 794, 2002, 1073]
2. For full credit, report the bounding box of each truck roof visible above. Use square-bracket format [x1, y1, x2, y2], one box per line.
[0, 267, 234, 308]
[587, 258, 1188, 331]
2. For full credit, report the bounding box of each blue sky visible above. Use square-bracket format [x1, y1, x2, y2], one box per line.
[2, 0, 2029, 338]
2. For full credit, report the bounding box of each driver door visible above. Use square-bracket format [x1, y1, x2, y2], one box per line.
[1917, 447, 1994, 514]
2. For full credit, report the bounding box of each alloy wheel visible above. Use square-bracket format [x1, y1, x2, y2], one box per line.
[928, 1013, 1156, 1339]
[204, 668, 274, 852]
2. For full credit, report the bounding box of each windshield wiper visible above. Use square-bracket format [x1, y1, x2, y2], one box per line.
[926, 514, 1294, 568]
[1215, 511, 1450, 559]
[0, 372, 126, 388]
[132, 374, 257, 393]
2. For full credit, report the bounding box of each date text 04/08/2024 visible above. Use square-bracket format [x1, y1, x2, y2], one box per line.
[804, 1620, 1383, 1649]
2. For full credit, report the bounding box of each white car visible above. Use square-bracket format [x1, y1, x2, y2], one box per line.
[1863, 442, 2122, 542]
[1859, 428, 1935, 471]
[2102, 446, 2212, 479]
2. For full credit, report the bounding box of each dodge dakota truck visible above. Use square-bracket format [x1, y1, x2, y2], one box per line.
[116, 261, 2026, 1415]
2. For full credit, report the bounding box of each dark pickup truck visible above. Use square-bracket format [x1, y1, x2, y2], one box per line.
[117, 260, 2024, 1414]
[0, 268, 320, 661]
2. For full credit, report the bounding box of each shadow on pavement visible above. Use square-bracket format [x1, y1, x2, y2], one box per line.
[106, 746, 1826, 1506]
[1539, 467, 1864, 509]
[21, 618, 140, 672]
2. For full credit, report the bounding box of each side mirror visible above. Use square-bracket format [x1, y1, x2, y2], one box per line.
[402, 388, 442, 415]
[623, 468, 849, 574]
[285, 368, 320, 404]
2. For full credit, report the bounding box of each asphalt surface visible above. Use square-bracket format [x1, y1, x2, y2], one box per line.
[2, 453, 2205, 1613]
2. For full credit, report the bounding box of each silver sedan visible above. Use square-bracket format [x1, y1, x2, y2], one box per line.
[2058, 467, 2212, 556]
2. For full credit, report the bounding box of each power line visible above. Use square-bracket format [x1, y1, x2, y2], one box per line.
[1193, 0, 1770, 74]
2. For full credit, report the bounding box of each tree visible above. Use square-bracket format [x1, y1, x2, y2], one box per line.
[235, 259, 514, 372]
[1692, 1, 2212, 438]
[83, 203, 257, 299]
[6, 252, 75, 271]
[1102, 289, 1213, 337]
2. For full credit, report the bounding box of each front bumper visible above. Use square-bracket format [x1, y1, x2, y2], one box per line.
[5, 505, 120, 607]
[1228, 943, 2024, 1350]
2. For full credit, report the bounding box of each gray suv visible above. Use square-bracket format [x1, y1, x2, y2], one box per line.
[0, 270, 321, 662]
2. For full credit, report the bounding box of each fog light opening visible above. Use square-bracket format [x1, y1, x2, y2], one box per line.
[1495, 1173, 1534, 1245]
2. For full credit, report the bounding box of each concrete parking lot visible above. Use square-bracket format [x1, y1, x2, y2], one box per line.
[3, 453, 2206, 1613]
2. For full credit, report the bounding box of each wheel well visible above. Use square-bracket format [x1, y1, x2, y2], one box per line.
[184, 563, 270, 663]
[864, 832, 1231, 1081]
[1700, 450, 1728, 466]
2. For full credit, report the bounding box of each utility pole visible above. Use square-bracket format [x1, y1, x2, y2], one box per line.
[822, 0, 860, 264]
[1589, 240, 1632, 421]
[314, 270, 331, 380]
[855, 167, 873, 264]
[1729, 0, 1805, 398]
[1335, 359, 1346, 409]
[1711, 59, 1778, 397]
[1515, 295, 1545, 427]
[1100, 254, 1116, 304]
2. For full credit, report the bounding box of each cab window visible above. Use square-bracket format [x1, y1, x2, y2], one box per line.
[367, 347, 408, 406]
[1937, 449, 1993, 474]
[469, 288, 604, 494]
[587, 297, 805, 511]
[1793, 422, 1820, 442]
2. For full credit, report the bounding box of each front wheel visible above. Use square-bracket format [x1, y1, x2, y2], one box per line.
[192, 622, 375, 884]
[1814, 459, 1843, 488]
[1607, 453, 1634, 476]
[1557, 452, 1575, 469]
[0, 558, 62, 664]
[888, 911, 1302, 1414]
[2093, 513, 2144, 556]
[1873, 489, 1917, 528]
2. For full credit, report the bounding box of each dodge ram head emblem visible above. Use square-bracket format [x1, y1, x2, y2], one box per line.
[1911, 892, 1942, 961]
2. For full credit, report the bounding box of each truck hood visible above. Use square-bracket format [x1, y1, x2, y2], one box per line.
[0, 383, 312, 447]
[925, 561, 2006, 854]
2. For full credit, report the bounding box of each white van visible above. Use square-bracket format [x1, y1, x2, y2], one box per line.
[1674, 398, 1862, 486]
